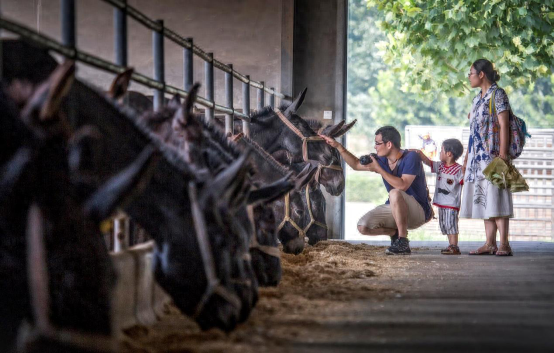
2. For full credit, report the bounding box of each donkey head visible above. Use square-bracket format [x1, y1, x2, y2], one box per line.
[249, 203, 281, 286]
[251, 88, 346, 196]
[1, 61, 160, 350]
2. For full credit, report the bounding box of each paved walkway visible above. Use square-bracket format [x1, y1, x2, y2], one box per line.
[293, 240, 554, 352]
[121, 241, 554, 352]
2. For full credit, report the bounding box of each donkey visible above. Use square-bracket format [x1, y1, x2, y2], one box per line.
[135, 84, 278, 322]
[108, 77, 259, 326]
[0, 62, 160, 352]
[245, 90, 355, 253]
[170, 84, 318, 285]
[2, 39, 250, 332]
[138, 98, 256, 323]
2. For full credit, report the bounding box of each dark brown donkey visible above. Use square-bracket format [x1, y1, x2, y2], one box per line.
[246, 89, 356, 254]
[0, 62, 159, 352]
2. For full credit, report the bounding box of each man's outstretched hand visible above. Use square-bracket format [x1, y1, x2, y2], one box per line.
[319, 134, 341, 149]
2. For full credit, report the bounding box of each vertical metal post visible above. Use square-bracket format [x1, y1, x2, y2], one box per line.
[269, 87, 275, 109]
[551, 132, 554, 240]
[242, 75, 251, 137]
[184, 37, 193, 92]
[204, 53, 214, 121]
[153, 20, 165, 111]
[61, 0, 77, 128]
[61, 0, 76, 48]
[113, 213, 129, 252]
[257, 81, 265, 111]
[0, 2, 3, 81]
[225, 64, 234, 136]
[114, 0, 127, 67]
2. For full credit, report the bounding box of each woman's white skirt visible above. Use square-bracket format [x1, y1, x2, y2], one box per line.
[460, 180, 513, 219]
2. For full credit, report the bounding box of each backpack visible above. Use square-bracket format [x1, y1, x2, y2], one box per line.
[490, 88, 531, 159]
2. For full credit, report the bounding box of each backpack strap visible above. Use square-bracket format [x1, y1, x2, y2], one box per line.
[489, 88, 498, 117]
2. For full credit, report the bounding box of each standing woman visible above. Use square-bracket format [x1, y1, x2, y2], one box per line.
[461, 58, 514, 256]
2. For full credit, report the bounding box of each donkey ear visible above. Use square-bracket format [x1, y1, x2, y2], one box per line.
[283, 87, 307, 116]
[108, 68, 134, 100]
[320, 120, 345, 137]
[247, 173, 294, 205]
[184, 83, 200, 114]
[39, 61, 76, 121]
[20, 61, 76, 123]
[293, 163, 318, 190]
[201, 150, 251, 207]
[332, 119, 357, 138]
[172, 83, 200, 131]
[83, 145, 159, 222]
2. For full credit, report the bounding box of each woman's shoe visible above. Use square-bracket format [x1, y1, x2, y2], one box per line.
[469, 243, 498, 255]
[495, 244, 513, 256]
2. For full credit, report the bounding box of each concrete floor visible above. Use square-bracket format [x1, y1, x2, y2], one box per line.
[122, 241, 554, 352]
[292, 240, 554, 352]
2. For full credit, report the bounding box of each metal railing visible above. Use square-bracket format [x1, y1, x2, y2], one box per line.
[0, 0, 289, 133]
[0, 0, 291, 251]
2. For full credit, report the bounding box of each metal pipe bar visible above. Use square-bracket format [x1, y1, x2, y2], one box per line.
[102, 0, 161, 31]
[153, 19, 164, 111]
[99, 0, 288, 99]
[61, 0, 76, 48]
[204, 52, 214, 121]
[257, 81, 265, 111]
[269, 87, 275, 108]
[114, 0, 127, 66]
[0, 16, 75, 57]
[165, 84, 249, 120]
[0, 16, 249, 120]
[242, 75, 251, 136]
[225, 64, 234, 135]
[184, 37, 193, 92]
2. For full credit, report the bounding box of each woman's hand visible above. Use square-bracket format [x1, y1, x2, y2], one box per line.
[499, 153, 510, 163]
[319, 134, 341, 149]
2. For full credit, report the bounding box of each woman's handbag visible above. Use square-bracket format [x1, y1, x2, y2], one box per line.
[482, 157, 529, 193]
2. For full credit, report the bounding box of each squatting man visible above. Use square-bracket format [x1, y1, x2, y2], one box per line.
[319, 126, 433, 255]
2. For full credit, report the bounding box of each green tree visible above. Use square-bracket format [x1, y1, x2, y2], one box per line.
[347, 0, 554, 155]
[367, 0, 554, 96]
[347, 0, 471, 152]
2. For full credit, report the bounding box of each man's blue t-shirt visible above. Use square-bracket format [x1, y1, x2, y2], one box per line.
[376, 151, 432, 221]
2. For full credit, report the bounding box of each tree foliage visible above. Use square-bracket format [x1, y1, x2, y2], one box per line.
[347, 0, 554, 156]
[367, 0, 554, 96]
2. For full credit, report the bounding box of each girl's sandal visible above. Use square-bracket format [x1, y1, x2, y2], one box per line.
[469, 243, 498, 255]
[496, 244, 513, 256]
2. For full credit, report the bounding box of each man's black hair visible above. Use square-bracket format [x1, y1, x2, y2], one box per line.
[375, 126, 401, 149]
[442, 138, 464, 161]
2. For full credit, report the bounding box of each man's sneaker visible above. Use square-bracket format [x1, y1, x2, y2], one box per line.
[385, 237, 411, 255]
[390, 230, 399, 246]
